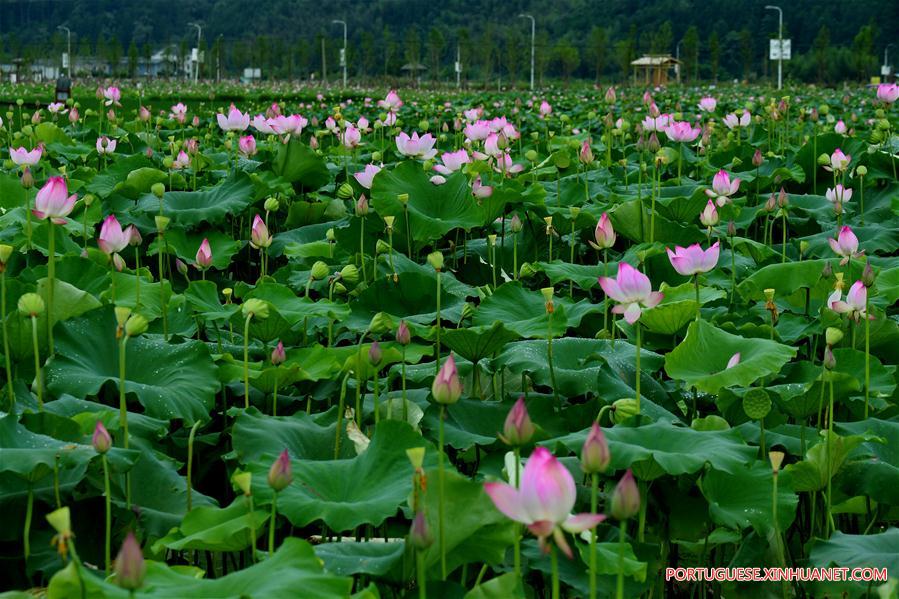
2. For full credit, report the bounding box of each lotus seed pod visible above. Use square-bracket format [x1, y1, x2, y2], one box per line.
[611, 397, 639, 424]
[0, 244, 13, 265]
[124, 314, 148, 337]
[231, 471, 252, 496]
[816, 153, 830, 166]
[427, 251, 444, 271]
[519, 262, 538, 278]
[311, 261, 329, 281]
[384, 215, 395, 229]
[856, 165, 867, 176]
[825, 327, 844, 347]
[525, 149, 538, 162]
[487, 234, 497, 247]
[397, 193, 409, 205]
[376, 239, 390, 254]
[222, 288, 233, 300]
[769, 451, 785, 473]
[264, 197, 280, 212]
[155, 215, 170, 232]
[406, 447, 426, 469]
[371, 151, 382, 162]
[326, 228, 336, 242]
[18, 292, 44, 316]
[339, 264, 359, 286]
[742, 388, 772, 420]
[242, 298, 270, 319]
[337, 182, 354, 200]
[333, 282, 347, 295]
[368, 312, 394, 335]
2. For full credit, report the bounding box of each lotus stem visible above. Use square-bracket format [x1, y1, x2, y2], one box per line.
[514, 444, 522, 582]
[635, 322, 642, 414]
[158, 232, 168, 341]
[589, 471, 599, 599]
[31, 314, 42, 410]
[359, 216, 367, 283]
[134, 248, 141, 310]
[47, 220, 55, 355]
[247, 493, 257, 562]
[438, 404, 447, 580]
[334, 373, 349, 459]
[273, 378, 278, 417]
[373, 367, 380, 424]
[401, 346, 408, 421]
[417, 549, 427, 599]
[864, 288, 871, 419]
[694, 274, 701, 321]
[513, 233, 518, 281]
[23, 486, 33, 559]
[119, 334, 131, 508]
[243, 313, 253, 409]
[729, 231, 737, 309]
[825, 377, 835, 537]
[435, 270, 442, 375]
[2, 269, 13, 410]
[187, 420, 201, 512]
[102, 453, 111, 572]
[547, 311, 560, 413]
[551, 542, 560, 599]
[616, 519, 626, 599]
[268, 492, 278, 555]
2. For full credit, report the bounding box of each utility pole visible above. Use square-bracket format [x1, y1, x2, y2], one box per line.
[332, 20, 347, 87]
[57, 26, 71, 77]
[765, 5, 783, 90]
[456, 44, 461, 88]
[885, 43, 895, 78]
[675, 39, 683, 83]
[518, 14, 535, 90]
[188, 22, 202, 83]
[321, 37, 327, 85]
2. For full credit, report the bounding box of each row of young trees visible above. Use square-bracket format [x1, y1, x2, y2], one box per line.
[4, 21, 887, 85]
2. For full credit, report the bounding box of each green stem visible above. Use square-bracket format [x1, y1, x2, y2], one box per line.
[635, 323, 642, 414]
[23, 486, 33, 559]
[47, 220, 55, 355]
[616, 520, 626, 599]
[273, 379, 278, 417]
[186, 420, 201, 512]
[864, 290, 870, 419]
[551, 543, 560, 599]
[781, 212, 787, 263]
[694, 274, 701, 320]
[359, 216, 367, 283]
[119, 335, 131, 509]
[243, 313, 253, 409]
[373, 369, 380, 424]
[547, 311, 559, 413]
[2, 270, 13, 410]
[247, 494, 257, 562]
[438, 405, 447, 580]
[401, 347, 408, 421]
[334, 373, 349, 459]
[417, 550, 427, 599]
[513, 445, 522, 580]
[102, 454, 111, 573]
[729, 232, 737, 309]
[825, 377, 835, 537]
[589, 472, 599, 599]
[268, 492, 277, 555]
[134, 249, 141, 310]
[513, 234, 518, 281]
[31, 315, 43, 410]
[158, 233, 168, 341]
[435, 271, 442, 375]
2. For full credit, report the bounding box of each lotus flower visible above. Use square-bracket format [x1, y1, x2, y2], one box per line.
[825, 185, 852, 205]
[667, 242, 720, 276]
[705, 170, 741, 205]
[48, 102, 67, 115]
[195, 238, 213, 269]
[663, 120, 701, 143]
[378, 90, 403, 112]
[271, 340, 286, 365]
[598, 262, 664, 324]
[472, 175, 493, 199]
[354, 164, 382, 189]
[698, 97, 717, 112]
[33, 176, 76, 223]
[342, 124, 362, 148]
[238, 134, 257, 157]
[499, 396, 535, 446]
[395, 131, 437, 160]
[463, 108, 483, 122]
[170, 102, 187, 123]
[10, 146, 42, 166]
[830, 280, 872, 322]
[484, 446, 605, 557]
[640, 114, 670, 132]
[494, 153, 523, 175]
[876, 83, 899, 104]
[268, 114, 308, 138]
[96, 136, 117, 155]
[98, 215, 130, 255]
[539, 101, 552, 117]
[251, 215, 272, 249]
[699, 200, 719, 228]
[824, 148, 851, 173]
[252, 114, 275, 134]
[433, 150, 470, 175]
[828, 226, 863, 265]
[463, 120, 491, 142]
[103, 86, 121, 106]
[834, 120, 847, 135]
[589, 212, 616, 250]
[216, 104, 250, 132]
[723, 110, 751, 129]
[172, 151, 191, 170]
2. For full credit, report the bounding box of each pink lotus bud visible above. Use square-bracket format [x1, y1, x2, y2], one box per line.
[823, 346, 836, 370]
[92, 421, 112, 453]
[21, 167, 34, 189]
[499, 396, 535, 446]
[726, 353, 741, 369]
[647, 132, 661, 153]
[510, 213, 523, 233]
[176, 258, 189, 276]
[191, 115, 200, 127]
[432, 353, 462, 405]
[611, 469, 640, 520]
[271, 341, 286, 365]
[126, 225, 142, 247]
[604, 87, 617, 103]
[195, 238, 213, 269]
[238, 134, 257, 157]
[139, 106, 151, 122]
[250, 215, 272, 249]
[31, 110, 42, 125]
[862, 262, 875, 287]
[114, 532, 146, 590]
[368, 340, 383, 366]
[591, 212, 616, 249]
[68, 108, 79, 124]
[355, 194, 370, 217]
[581, 422, 610, 474]
[309, 135, 319, 150]
[699, 200, 719, 228]
[409, 510, 434, 550]
[396, 320, 411, 346]
[267, 449, 293, 492]
[579, 139, 594, 165]
[752, 149, 764, 167]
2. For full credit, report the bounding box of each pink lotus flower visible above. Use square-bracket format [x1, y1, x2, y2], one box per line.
[463, 108, 483, 122]
[463, 120, 491, 142]
[698, 97, 717, 112]
[484, 132, 504, 157]
[598, 262, 664, 324]
[196, 238, 213, 269]
[472, 175, 493, 199]
[238, 135, 257, 157]
[579, 139, 594, 165]
[269, 114, 308, 139]
[825, 185, 852, 205]
[384, 112, 397, 126]
[539, 101, 552, 118]
[824, 148, 851, 173]
[664, 120, 701, 143]
[494, 153, 523, 175]
[705, 170, 741, 206]
[252, 114, 275, 135]
[876, 83, 899, 104]
[138, 106, 151, 122]
[172, 150, 191, 170]
[98, 215, 130, 255]
[216, 104, 250, 132]
[378, 90, 403, 112]
[485, 446, 605, 557]
[828, 226, 863, 265]
[170, 103, 187, 123]
[33, 176, 76, 224]
[96, 136, 116, 155]
[395, 131, 437, 160]
[726, 352, 741, 369]
[342, 124, 362, 148]
[354, 164, 382, 189]
[433, 150, 470, 176]
[10, 146, 42, 166]
[103, 86, 121, 106]
[699, 200, 719, 228]
[667, 242, 720, 276]
[834, 120, 847, 135]
[271, 340, 286, 365]
[432, 353, 462, 404]
[250, 215, 272, 249]
[830, 280, 873, 322]
[48, 102, 66, 115]
[640, 114, 670, 132]
[589, 212, 616, 250]
[723, 111, 751, 129]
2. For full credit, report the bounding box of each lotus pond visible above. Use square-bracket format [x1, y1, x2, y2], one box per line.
[0, 82, 898, 598]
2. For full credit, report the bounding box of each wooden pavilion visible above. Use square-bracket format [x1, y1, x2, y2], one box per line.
[630, 55, 681, 86]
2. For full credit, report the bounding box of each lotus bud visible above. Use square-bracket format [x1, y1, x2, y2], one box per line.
[769, 450, 785, 474]
[326, 228, 336, 242]
[18, 292, 44, 316]
[856, 165, 867, 177]
[311, 261, 329, 281]
[611, 469, 640, 520]
[232, 471, 252, 496]
[525, 149, 538, 162]
[114, 532, 146, 590]
[427, 251, 444, 271]
[368, 340, 383, 366]
[124, 314, 148, 337]
[862, 262, 875, 287]
[155, 215, 170, 232]
[339, 264, 359, 286]
[176, 258, 188, 276]
[242, 298, 270, 320]
[409, 510, 434, 550]
[271, 341, 286, 365]
[825, 327, 844, 347]
[337, 182, 354, 200]
[499, 396, 535, 446]
[264, 197, 280, 212]
[611, 397, 639, 424]
[267, 449, 293, 492]
[581, 422, 611, 474]
[21, 167, 34, 189]
[817, 153, 830, 166]
[510, 213, 523, 233]
[151, 183, 166, 199]
[823, 346, 836, 370]
[92, 421, 112, 453]
[647, 132, 661, 153]
[355, 194, 369, 217]
[396, 193, 409, 205]
[752, 149, 764, 167]
[727, 220, 736, 237]
[432, 353, 462, 405]
[128, 226, 143, 247]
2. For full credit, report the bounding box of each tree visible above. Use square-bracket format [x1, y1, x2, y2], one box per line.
[535, 30, 551, 85]
[739, 28, 753, 80]
[427, 27, 445, 80]
[404, 27, 421, 66]
[480, 23, 496, 82]
[708, 31, 720, 81]
[587, 26, 608, 82]
[616, 25, 637, 82]
[383, 27, 396, 76]
[851, 23, 877, 81]
[813, 25, 831, 84]
[360, 31, 375, 80]
[553, 40, 580, 85]
[682, 26, 699, 81]
[652, 20, 673, 55]
[128, 41, 138, 78]
[501, 28, 524, 85]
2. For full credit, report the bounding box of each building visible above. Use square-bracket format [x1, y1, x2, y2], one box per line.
[630, 55, 681, 86]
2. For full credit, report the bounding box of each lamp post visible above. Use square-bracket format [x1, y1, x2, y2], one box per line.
[188, 22, 202, 83]
[57, 26, 71, 77]
[675, 39, 683, 83]
[518, 13, 535, 90]
[332, 20, 347, 88]
[885, 43, 895, 78]
[765, 5, 783, 90]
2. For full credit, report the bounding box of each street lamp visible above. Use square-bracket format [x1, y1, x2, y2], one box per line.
[57, 26, 71, 77]
[765, 5, 783, 90]
[332, 20, 347, 88]
[188, 22, 202, 83]
[885, 43, 896, 78]
[675, 39, 683, 83]
[518, 14, 535, 91]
